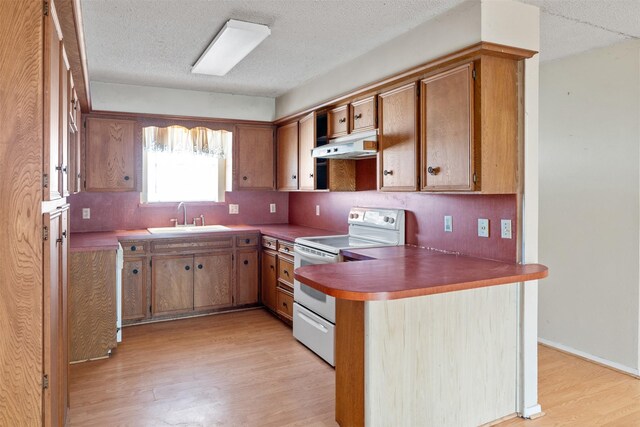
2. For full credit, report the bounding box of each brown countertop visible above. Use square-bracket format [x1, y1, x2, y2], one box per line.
[70, 224, 340, 252]
[294, 245, 548, 301]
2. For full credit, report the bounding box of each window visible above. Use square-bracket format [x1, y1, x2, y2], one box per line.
[142, 126, 231, 203]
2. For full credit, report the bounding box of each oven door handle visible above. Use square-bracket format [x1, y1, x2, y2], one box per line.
[294, 246, 339, 263]
[297, 311, 328, 333]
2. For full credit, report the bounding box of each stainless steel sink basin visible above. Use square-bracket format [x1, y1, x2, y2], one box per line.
[147, 225, 230, 234]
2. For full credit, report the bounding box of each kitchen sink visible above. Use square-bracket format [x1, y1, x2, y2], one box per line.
[147, 225, 230, 234]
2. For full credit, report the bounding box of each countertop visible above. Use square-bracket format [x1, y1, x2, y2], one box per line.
[294, 245, 548, 301]
[70, 224, 340, 252]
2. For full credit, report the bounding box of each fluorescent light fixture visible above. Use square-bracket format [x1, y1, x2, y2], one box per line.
[192, 19, 271, 76]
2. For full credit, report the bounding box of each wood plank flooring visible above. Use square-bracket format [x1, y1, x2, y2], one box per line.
[69, 309, 336, 426]
[69, 309, 640, 426]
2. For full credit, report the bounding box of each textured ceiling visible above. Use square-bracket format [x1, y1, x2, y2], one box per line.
[81, 0, 640, 98]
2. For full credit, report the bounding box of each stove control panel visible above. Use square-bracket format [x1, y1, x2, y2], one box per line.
[347, 207, 404, 230]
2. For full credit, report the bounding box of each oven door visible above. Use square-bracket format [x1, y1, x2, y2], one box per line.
[293, 244, 338, 323]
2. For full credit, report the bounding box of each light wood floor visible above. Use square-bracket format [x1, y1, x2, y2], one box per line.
[69, 309, 640, 426]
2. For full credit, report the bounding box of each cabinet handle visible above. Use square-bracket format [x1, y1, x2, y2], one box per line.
[55, 165, 62, 171]
[62, 230, 67, 238]
[243, 260, 249, 265]
[185, 265, 190, 271]
[270, 265, 274, 270]
[339, 117, 346, 123]
[383, 170, 393, 176]
[245, 238, 250, 244]
[292, 174, 297, 180]
[242, 176, 248, 181]
[130, 246, 136, 251]
[62, 166, 67, 173]
[309, 173, 314, 178]
[197, 264, 203, 270]
[284, 247, 289, 252]
[354, 113, 362, 120]
[124, 175, 130, 181]
[427, 166, 440, 176]
[132, 269, 138, 275]
[284, 270, 289, 276]
[283, 301, 288, 307]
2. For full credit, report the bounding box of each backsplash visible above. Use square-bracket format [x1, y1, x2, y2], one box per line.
[288, 191, 518, 262]
[68, 191, 289, 232]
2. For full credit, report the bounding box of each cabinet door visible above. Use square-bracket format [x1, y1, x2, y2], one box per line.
[298, 111, 316, 191]
[277, 122, 299, 191]
[122, 258, 147, 321]
[194, 252, 233, 310]
[152, 255, 193, 316]
[85, 117, 136, 191]
[43, 209, 66, 427]
[235, 125, 275, 190]
[60, 56, 69, 197]
[328, 105, 349, 138]
[378, 83, 419, 191]
[350, 96, 377, 133]
[261, 250, 277, 311]
[43, 9, 62, 201]
[236, 249, 259, 305]
[421, 63, 474, 191]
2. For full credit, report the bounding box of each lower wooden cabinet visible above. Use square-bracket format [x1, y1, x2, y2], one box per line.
[236, 249, 259, 305]
[194, 253, 233, 310]
[122, 233, 259, 325]
[261, 250, 278, 312]
[122, 258, 147, 321]
[276, 288, 294, 321]
[152, 255, 194, 316]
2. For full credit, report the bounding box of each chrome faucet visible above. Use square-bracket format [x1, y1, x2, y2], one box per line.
[177, 202, 187, 226]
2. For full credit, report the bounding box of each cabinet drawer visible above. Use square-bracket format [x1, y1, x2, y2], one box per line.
[277, 240, 294, 257]
[151, 237, 233, 253]
[277, 257, 294, 287]
[122, 241, 147, 255]
[262, 236, 277, 250]
[236, 235, 259, 247]
[351, 96, 377, 133]
[276, 288, 294, 320]
[328, 105, 349, 138]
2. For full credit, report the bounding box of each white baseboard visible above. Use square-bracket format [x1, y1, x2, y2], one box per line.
[538, 338, 640, 377]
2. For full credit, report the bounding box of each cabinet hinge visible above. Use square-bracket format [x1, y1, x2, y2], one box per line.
[42, 374, 49, 389]
[473, 173, 478, 184]
[42, 226, 49, 241]
[43, 1, 49, 16]
[149, 259, 152, 267]
[472, 69, 477, 80]
[43, 174, 49, 189]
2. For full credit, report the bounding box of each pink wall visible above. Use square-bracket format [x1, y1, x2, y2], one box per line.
[289, 191, 518, 262]
[69, 191, 289, 232]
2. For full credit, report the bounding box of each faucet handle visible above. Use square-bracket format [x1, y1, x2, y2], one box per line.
[193, 217, 201, 226]
[170, 218, 178, 227]
[200, 214, 205, 226]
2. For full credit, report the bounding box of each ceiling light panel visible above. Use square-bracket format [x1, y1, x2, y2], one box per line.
[192, 19, 271, 77]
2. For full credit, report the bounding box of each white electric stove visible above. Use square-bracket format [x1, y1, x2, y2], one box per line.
[292, 207, 405, 366]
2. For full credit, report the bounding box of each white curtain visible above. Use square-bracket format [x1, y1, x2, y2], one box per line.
[143, 125, 229, 157]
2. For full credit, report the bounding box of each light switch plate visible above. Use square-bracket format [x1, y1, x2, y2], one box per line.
[444, 215, 453, 232]
[270, 203, 276, 213]
[478, 218, 489, 238]
[229, 204, 239, 214]
[501, 219, 512, 239]
[82, 208, 90, 219]
[316, 205, 320, 216]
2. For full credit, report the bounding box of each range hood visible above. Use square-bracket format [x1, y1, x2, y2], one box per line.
[311, 130, 378, 160]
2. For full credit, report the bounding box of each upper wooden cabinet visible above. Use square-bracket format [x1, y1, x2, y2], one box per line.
[327, 105, 349, 138]
[85, 117, 136, 192]
[350, 96, 377, 133]
[298, 112, 316, 191]
[43, 10, 62, 201]
[277, 121, 299, 191]
[378, 83, 419, 191]
[421, 63, 474, 191]
[420, 57, 519, 193]
[234, 125, 275, 190]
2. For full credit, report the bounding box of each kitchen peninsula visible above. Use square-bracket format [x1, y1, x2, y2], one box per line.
[295, 246, 548, 427]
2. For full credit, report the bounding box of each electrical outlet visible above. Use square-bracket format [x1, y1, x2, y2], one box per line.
[316, 205, 320, 216]
[229, 204, 239, 214]
[82, 208, 90, 219]
[444, 215, 453, 232]
[478, 218, 489, 238]
[501, 219, 512, 239]
[270, 203, 276, 213]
